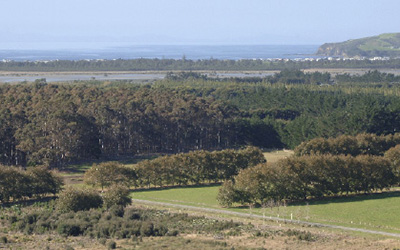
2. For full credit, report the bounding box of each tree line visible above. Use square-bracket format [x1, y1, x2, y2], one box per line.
[2, 71, 400, 169]
[166, 70, 333, 85]
[162, 75, 400, 148]
[0, 83, 254, 168]
[218, 154, 398, 207]
[166, 69, 400, 85]
[218, 133, 400, 207]
[0, 166, 62, 203]
[2, 58, 400, 72]
[84, 147, 265, 189]
[335, 70, 400, 84]
[295, 133, 400, 156]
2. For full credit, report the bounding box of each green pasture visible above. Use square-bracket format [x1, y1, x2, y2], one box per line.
[60, 149, 400, 234]
[131, 185, 400, 234]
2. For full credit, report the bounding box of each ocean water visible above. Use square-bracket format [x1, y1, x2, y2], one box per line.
[0, 45, 320, 61]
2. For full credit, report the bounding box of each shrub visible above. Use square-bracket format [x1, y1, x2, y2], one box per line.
[99, 238, 107, 245]
[0, 165, 63, 203]
[217, 180, 237, 207]
[297, 231, 314, 241]
[0, 166, 30, 202]
[8, 215, 17, 224]
[57, 222, 82, 236]
[26, 166, 63, 197]
[140, 222, 154, 236]
[385, 144, 400, 183]
[84, 162, 136, 190]
[124, 208, 141, 220]
[166, 230, 179, 236]
[107, 240, 117, 249]
[154, 225, 168, 236]
[0, 236, 7, 243]
[57, 186, 102, 212]
[102, 185, 132, 209]
[109, 205, 125, 217]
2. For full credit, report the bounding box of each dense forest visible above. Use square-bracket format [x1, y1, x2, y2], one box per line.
[1, 58, 400, 72]
[1, 70, 400, 168]
[0, 82, 244, 167]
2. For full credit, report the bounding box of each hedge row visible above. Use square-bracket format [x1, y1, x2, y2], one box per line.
[134, 146, 266, 188]
[83, 147, 265, 189]
[0, 166, 63, 203]
[218, 153, 398, 206]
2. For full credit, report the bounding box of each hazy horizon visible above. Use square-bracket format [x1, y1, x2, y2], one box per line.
[1, 0, 400, 50]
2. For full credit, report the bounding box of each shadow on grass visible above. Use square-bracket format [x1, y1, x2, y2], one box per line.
[229, 190, 400, 210]
[1, 196, 57, 208]
[289, 190, 400, 207]
[62, 154, 160, 173]
[131, 182, 222, 193]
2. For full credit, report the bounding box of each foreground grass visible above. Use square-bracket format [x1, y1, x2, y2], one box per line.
[60, 149, 400, 235]
[2, 201, 400, 250]
[131, 185, 400, 234]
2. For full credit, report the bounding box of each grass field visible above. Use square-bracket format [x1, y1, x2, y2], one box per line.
[61, 149, 400, 235]
[131, 185, 400, 234]
[59, 155, 159, 185]
[263, 149, 293, 163]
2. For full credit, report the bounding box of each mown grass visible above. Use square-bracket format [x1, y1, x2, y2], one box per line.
[131, 185, 400, 234]
[132, 184, 221, 207]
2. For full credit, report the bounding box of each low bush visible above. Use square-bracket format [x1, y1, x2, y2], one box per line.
[56, 187, 102, 212]
[0, 236, 7, 243]
[140, 221, 154, 237]
[57, 221, 82, 236]
[107, 240, 117, 249]
[3, 201, 246, 242]
[102, 185, 132, 209]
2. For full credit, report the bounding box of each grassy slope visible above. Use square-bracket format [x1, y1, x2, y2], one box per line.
[318, 33, 400, 57]
[131, 185, 400, 234]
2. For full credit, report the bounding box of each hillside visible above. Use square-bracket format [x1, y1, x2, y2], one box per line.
[317, 33, 400, 58]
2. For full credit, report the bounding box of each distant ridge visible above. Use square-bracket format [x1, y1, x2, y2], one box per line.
[316, 33, 400, 58]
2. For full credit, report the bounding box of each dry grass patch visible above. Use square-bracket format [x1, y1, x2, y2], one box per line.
[263, 149, 293, 163]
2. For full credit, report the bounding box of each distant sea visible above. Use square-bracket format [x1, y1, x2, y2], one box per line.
[0, 45, 320, 61]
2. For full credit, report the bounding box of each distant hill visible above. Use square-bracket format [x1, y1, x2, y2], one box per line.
[316, 33, 400, 58]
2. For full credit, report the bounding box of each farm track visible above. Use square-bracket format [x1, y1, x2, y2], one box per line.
[132, 198, 400, 238]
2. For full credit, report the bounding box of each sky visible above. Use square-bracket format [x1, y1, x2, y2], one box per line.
[1, 0, 400, 49]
